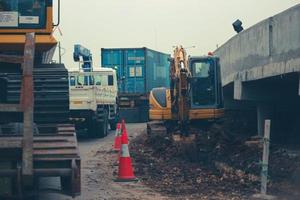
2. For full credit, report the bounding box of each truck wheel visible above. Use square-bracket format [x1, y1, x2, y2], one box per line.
[61, 176, 71, 192]
[88, 120, 96, 137]
[94, 109, 108, 138]
[110, 120, 117, 130]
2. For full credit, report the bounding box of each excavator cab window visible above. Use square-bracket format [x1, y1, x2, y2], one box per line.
[193, 62, 210, 78]
[0, 0, 46, 29]
[190, 58, 217, 108]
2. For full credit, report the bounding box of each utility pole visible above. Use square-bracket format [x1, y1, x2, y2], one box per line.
[253, 119, 276, 200]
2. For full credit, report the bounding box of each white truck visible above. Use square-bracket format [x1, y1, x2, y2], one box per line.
[68, 68, 118, 137]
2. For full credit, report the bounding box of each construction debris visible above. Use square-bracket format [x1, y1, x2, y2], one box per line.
[130, 113, 300, 199]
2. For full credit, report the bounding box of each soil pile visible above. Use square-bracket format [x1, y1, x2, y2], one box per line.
[130, 113, 300, 199]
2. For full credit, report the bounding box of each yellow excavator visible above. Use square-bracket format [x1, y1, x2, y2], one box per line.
[0, 0, 80, 198]
[148, 46, 224, 136]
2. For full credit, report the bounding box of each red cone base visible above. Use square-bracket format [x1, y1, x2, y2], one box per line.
[114, 123, 138, 182]
[115, 157, 138, 182]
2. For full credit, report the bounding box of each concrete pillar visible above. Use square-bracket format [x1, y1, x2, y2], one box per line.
[257, 103, 274, 136]
[234, 80, 243, 100]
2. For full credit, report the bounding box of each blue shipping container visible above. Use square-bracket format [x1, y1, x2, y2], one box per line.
[101, 47, 170, 94]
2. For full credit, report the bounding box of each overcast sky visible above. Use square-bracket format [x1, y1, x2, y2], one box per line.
[53, 0, 299, 69]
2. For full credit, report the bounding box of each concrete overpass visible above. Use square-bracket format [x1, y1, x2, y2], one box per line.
[215, 4, 300, 141]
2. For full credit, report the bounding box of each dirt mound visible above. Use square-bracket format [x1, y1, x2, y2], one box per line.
[130, 114, 300, 199]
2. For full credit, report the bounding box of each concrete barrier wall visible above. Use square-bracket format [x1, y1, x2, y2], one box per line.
[215, 4, 300, 86]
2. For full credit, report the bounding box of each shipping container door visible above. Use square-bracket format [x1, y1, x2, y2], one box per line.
[101, 49, 124, 92]
[146, 49, 170, 92]
[124, 49, 145, 94]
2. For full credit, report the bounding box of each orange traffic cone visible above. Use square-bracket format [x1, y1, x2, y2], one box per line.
[121, 119, 126, 133]
[113, 123, 123, 166]
[113, 123, 121, 151]
[115, 127, 138, 182]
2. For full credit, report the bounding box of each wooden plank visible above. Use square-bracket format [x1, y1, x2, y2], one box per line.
[33, 148, 79, 156]
[34, 133, 75, 137]
[57, 127, 75, 131]
[33, 136, 75, 142]
[33, 142, 76, 149]
[0, 54, 23, 64]
[57, 124, 74, 127]
[57, 132, 76, 136]
[0, 104, 22, 112]
[0, 137, 23, 140]
[0, 140, 22, 149]
[21, 33, 35, 177]
[34, 157, 80, 161]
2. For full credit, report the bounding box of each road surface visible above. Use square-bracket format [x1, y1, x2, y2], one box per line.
[38, 123, 167, 200]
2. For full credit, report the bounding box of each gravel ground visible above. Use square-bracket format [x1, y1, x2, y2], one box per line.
[39, 123, 168, 200]
[36, 121, 300, 200]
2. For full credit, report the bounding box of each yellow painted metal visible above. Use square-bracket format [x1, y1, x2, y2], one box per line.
[171, 46, 191, 125]
[72, 101, 83, 105]
[149, 89, 225, 121]
[0, 6, 57, 52]
[189, 108, 225, 120]
[149, 90, 172, 120]
[0, 34, 57, 51]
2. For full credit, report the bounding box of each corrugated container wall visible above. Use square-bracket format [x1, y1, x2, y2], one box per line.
[101, 48, 170, 95]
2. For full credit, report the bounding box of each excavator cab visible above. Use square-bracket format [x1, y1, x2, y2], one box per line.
[188, 56, 224, 120]
[0, 0, 53, 31]
[0, 0, 57, 53]
[0, 0, 47, 29]
[189, 56, 223, 110]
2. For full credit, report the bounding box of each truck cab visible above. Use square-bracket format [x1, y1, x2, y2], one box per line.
[69, 68, 118, 137]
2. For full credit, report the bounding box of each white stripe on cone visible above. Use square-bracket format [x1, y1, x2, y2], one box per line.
[115, 126, 120, 137]
[121, 144, 130, 157]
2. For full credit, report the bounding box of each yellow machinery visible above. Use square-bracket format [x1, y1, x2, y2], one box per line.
[148, 46, 224, 135]
[0, 0, 80, 198]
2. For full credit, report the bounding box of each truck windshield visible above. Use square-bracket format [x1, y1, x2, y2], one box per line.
[0, 0, 46, 29]
[94, 74, 109, 86]
[77, 75, 94, 86]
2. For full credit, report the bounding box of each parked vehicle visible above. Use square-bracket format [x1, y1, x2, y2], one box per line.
[70, 44, 118, 137]
[69, 69, 118, 138]
[101, 47, 170, 122]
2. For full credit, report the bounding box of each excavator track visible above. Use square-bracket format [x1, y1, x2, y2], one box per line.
[0, 123, 81, 198]
[0, 63, 69, 124]
[0, 61, 81, 197]
[147, 121, 167, 135]
[147, 121, 196, 143]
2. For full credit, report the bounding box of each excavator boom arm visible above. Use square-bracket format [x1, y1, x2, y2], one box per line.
[170, 46, 191, 129]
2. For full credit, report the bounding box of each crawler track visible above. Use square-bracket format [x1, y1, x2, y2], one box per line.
[0, 123, 81, 198]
